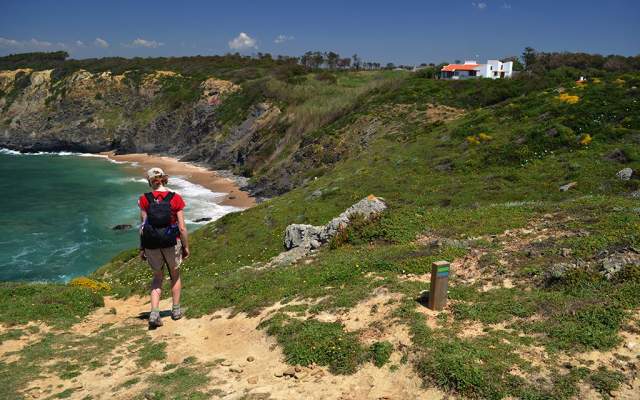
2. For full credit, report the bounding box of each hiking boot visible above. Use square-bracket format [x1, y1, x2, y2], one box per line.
[171, 305, 183, 320]
[149, 311, 163, 328]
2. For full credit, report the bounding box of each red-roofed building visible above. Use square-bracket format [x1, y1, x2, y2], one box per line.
[440, 60, 514, 80]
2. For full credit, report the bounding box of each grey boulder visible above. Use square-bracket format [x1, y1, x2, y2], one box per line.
[616, 168, 634, 181]
[283, 195, 387, 251]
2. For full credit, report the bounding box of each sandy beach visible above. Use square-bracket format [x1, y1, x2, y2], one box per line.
[102, 152, 255, 209]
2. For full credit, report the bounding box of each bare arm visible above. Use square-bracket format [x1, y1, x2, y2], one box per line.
[176, 210, 190, 259]
[139, 209, 147, 259]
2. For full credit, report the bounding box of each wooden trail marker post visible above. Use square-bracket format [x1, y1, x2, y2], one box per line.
[428, 260, 450, 311]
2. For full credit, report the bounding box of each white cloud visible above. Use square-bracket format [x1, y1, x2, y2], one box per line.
[75, 40, 85, 47]
[94, 37, 109, 48]
[502, 2, 512, 9]
[0, 37, 56, 48]
[228, 32, 257, 50]
[29, 38, 52, 47]
[0, 37, 21, 47]
[472, 2, 488, 9]
[124, 38, 165, 48]
[274, 34, 294, 44]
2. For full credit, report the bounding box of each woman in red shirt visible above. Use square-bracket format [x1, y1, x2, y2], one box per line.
[139, 167, 190, 328]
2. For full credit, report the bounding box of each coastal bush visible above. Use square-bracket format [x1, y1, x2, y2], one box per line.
[159, 75, 201, 109]
[315, 71, 338, 84]
[2, 70, 32, 111]
[369, 341, 393, 367]
[69, 277, 111, 293]
[272, 63, 308, 83]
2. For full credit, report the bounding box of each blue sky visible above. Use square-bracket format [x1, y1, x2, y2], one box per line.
[1, 0, 638, 64]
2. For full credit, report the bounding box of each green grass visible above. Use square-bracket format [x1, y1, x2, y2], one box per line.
[139, 365, 211, 400]
[97, 107, 125, 131]
[4, 71, 640, 398]
[121, 377, 141, 388]
[260, 314, 366, 374]
[369, 341, 393, 367]
[0, 283, 104, 328]
[52, 388, 76, 399]
[0, 328, 24, 344]
[0, 324, 147, 399]
[588, 366, 625, 398]
[135, 338, 167, 367]
[88, 73, 638, 397]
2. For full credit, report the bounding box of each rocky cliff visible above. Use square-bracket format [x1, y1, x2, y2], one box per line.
[0, 68, 286, 195]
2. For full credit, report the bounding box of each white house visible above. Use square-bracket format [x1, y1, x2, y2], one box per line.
[440, 60, 514, 79]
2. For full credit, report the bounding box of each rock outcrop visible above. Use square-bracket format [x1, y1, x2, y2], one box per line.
[544, 247, 640, 284]
[616, 168, 634, 181]
[264, 195, 387, 268]
[284, 195, 387, 250]
[200, 78, 240, 105]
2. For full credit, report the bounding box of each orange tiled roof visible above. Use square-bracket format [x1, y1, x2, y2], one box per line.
[441, 64, 480, 72]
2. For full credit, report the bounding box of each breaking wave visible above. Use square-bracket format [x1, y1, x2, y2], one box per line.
[169, 177, 240, 224]
[0, 148, 128, 164]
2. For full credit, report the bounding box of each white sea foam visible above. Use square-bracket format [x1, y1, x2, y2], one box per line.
[106, 174, 241, 224]
[0, 148, 22, 155]
[52, 243, 81, 257]
[0, 148, 130, 164]
[169, 176, 241, 224]
[106, 177, 148, 185]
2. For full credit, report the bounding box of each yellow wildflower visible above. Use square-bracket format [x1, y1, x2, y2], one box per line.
[466, 135, 481, 145]
[556, 93, 580, 104]
[69, 277, 112, 292]
[478, 133, 493, 142]
[578, 134, 592, 146]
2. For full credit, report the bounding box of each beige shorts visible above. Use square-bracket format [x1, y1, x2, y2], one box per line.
[145, 240, 182, 272]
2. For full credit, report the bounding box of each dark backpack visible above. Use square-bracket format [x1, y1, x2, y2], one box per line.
[141, 192, 179, 249]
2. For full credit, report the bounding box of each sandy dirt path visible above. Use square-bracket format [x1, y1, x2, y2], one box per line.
[14, 295, 446, 400]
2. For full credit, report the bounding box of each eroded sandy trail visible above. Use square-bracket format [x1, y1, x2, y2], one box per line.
[13, 296, 445, 400]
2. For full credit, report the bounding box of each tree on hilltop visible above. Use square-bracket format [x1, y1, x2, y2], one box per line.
[352, 54, 361, 70]
[523, 47, 537, 70]
[501, 56, 524, 71]
[325, 52, 339, 70]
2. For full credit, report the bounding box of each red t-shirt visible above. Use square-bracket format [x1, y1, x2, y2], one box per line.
[138, 191, 186, 226]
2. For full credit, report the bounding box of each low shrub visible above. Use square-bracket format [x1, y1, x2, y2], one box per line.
[369, 341, 393, 367]
[315, 71, 338, 84]
[69, 277, 111, 293]
[260, 314, 366, 374]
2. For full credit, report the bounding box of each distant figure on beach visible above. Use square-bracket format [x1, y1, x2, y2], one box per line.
[138, 167, 190, 328]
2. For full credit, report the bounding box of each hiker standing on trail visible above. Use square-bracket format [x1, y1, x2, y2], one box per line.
[138, 167, 190, 328]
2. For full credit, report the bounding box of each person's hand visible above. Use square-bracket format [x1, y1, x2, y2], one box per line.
[181, 246, 190, 260]
[139, 249, 147, 261]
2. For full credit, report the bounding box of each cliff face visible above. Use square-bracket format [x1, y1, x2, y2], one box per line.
[0, 68, 297, 195]
[0, 67, 402, 197]
[1, 69, 242, 152]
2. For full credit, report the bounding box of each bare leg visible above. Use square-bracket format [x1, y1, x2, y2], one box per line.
[168, 265, 181, 306]
[150, 270, 164, 311]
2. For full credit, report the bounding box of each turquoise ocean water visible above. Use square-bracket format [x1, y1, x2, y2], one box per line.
[0, 149, 239, 282]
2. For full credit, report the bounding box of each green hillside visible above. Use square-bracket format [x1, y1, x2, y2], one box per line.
[2, 67, 640, 398]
